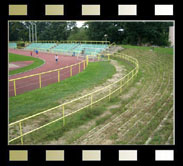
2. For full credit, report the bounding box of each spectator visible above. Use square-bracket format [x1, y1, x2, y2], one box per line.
[55, 54, 58, 63]
[36, 50, 38, 55]
[72, 52, 75, 57]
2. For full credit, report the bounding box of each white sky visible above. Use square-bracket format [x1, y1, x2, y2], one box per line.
[76, 21, 86, 28]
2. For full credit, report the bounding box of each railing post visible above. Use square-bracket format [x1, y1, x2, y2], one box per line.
[86, 56, 88, 66]
[91, 94, 93, 109]
[134, 69, 136, 77]
[109, 88, 111, 101]
[13, 80, 17, 96]
[79, 63, 80, 73]
[126, 74, 129, 86]
[19, 122, 23, 145]
[129, 72, 131, 81]
[132, 70, 134, 78]
[70, 66, 72, 77]
[58, 70, 60, 82]
[120, 80, 122, 93]
[62, 105, 65, 126]
[39, 74, 42, 88]
[83, 61, 85, 70]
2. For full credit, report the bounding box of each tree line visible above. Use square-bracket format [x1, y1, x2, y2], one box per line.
[9, 21, 173, 46]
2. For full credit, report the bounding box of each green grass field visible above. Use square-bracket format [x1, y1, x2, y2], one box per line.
[9, 53, 44, 75]
[122, 45, 173, 55]
[9, 61, 116, 123]
[9, 45, 174, 145]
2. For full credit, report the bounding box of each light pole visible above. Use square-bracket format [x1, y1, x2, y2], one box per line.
[118, 28, 124, 32]
[104, 34, 108, 44]
[118, 29, 124, 44]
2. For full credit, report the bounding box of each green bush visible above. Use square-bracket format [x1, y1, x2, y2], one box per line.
[17, 41, 25, 48]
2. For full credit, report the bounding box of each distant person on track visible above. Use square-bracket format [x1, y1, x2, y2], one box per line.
[36, 50, 38, 56]
[81, 48, 85, 56]
[55, 54, 58, 63]
[72, 52, 75, 57]
[82, 48, 86, 58]
[30, 51, 33, 56]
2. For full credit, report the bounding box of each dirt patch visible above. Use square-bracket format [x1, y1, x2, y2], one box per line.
[102, 46, 124, 55]
[9, 61, 34, 71]
[108, 104, 121, 109]
[58, 59, 127, 105]
[102, 139, 113, 144]
[46, 110, 113, 145]
[120, 87, 138, 100]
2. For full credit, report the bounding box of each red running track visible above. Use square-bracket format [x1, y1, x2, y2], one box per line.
[9, 49, 86, 97]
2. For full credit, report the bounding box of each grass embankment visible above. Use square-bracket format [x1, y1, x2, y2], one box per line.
[67, 45, 173, 145]
[9, 61, 116, 123]
[9, 53, 44, 75]
[94, 45, 173, 145]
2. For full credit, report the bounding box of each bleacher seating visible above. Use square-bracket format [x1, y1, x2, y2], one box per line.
[24, 42, 109, 55]
[24, 43, 57, 51]
[51, 43, 78, 53]
[72, 44, 108, 55]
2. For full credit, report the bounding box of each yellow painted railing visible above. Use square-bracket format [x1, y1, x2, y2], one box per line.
[9, 58, 88, 96]
[36, 40, 110, 44]
[24, 48, 102, 61]
[20, 40, 110, 44]
[9, 53, 139, 144]
[49, 48, 98, 55]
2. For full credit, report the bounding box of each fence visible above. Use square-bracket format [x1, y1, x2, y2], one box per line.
[54, 40, 110, 44]
[9, 53, 139, 144]
[9, 58, 88, 97]
[13, 40, 110, 44]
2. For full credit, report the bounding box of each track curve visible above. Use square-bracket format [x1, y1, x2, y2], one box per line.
[9, 49, 85, 96]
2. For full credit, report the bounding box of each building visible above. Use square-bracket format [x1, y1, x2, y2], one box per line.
[169, 26, 174, 47]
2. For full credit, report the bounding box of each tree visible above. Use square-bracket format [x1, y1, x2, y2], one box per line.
[9, 21, 173, 46]
[9, 22, 29, 41]
[68, 27, 89, 40]
[84, 22, 173, 46]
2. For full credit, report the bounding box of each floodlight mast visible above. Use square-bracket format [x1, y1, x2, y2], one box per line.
[29, 22, 37, 43]
[29, 25, 31, 43]
[34, 23, 37, 43]
[31, 22, 34, 43]
[104, 34, 108, 43]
